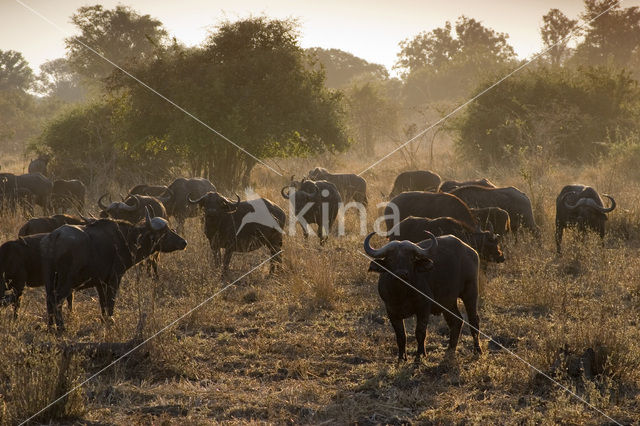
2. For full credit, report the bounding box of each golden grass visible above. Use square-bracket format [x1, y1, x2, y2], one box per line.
[1, 138, 640, 424]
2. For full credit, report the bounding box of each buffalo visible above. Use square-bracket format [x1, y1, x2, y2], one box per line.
[388, 216, 504, 263]
[365, 232, 481, 360]
[52, 179, 86, 212]
[18, 214, 88, 237]
[471, 207, 511, 236]
[41, 209, 187, 331]
[14, 173, 53, 212]
[129, 184, 171, 198]
[281, 179, 341, 242]
[98, 193, 167, 223]
[389, 170, 442, 198]
[555, 184, 616, 253]
[384, 191, 477, 232]
[189, 192, 285, 276]
[0, 234, 72, 318]
[439, 178, 496, 193]
[450, 186, 538, 234]
[308, 167, 367, 205]
[164, 178, 216, 230]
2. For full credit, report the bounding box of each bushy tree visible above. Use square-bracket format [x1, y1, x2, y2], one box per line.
[453, 66, 640, 166]
[106, 17, 348, 189]
[66, 5, 167, 82]
[540, 9, 579, 66]
[37, 58, 87, 102]
[307, 47, 389, 89]
[396, 16, 517, 105]
[0, 49, 34, 92]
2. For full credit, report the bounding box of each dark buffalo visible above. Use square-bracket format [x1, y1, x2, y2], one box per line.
[16, 173, 53, 211]
[384, 191, 477, 232]
[28, 155, 49, 176]
[189, 192, 285, 276]
[555, 184, 616, 253]
[389, 170, 441, 198]
[388, 216, 504, 263]
[165, 178, 216, 230]
[450, 186, 538, 233]
[471, 207, 511, 236]
[18, 214, 88, 237]
[129, 184, 171, 198]
[0, 173, 34, 212]
[98, 193, 167, 223]
[41, 210, 187, 331]
[439, 178, 496, 193]
[0, 234, 72, 318]
[308, 167, 367, 205]
[52, 179, 86, 212]
[281, 179, 341, 242]
[365, 232, 481, 360]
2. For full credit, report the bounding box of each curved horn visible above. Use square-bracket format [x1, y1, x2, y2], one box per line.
[122, 195, 140, 211]
[281, 186, 291, 200]
[188, 192, 209, 204]
[144, 205, 152, 227]
[600, 195, 616, 213]
[364, 232, 391, 258]
[417, 231, 438, 255]
[98, 193, 110, 210]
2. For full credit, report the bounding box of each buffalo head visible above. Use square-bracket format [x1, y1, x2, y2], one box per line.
[98, 193, 141, 220]
[142, 207, 187, 253]
[562, 192, 616, 230]
[188, 192, 240, 216]
[365, 232, 437, 280]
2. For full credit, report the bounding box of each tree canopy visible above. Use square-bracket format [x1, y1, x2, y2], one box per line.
[307, 47, 389, 89]
[65, 5, 168, 82]
[0, 49, 34, 92]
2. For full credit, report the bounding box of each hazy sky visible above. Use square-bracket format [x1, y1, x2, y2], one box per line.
[2, 0, 640, 75]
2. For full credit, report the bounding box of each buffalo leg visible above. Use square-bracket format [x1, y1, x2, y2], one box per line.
[389, 315, 407, 361]
[415, 310, 430, 359]
[221, 249, 233, 277]
[66, 293, 73, 313]
[442, 304, 463, 352]
[462, 289, 482, 354]
[555, 221, 564, 254]
[209, 239, 221, 267]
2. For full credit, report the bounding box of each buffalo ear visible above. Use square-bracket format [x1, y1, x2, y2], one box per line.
[416, 258, 434, 272]
[368, 259, 387, 273]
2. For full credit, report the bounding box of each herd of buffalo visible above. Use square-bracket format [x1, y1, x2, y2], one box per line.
[0, 163, 618, 359]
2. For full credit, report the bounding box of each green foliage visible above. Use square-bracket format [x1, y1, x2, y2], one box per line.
[307, 47, 389, 89]
[66, 5, 167, 82]
[453, 65, 640, 166]
[0, 49, 34, 92]
[396, 16, 517, 105]
[110, 17, 349, 189]
[572, 0, 640, 71]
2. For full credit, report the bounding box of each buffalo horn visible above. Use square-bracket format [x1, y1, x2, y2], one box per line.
[188, 192, 209, 204]
[600, 195, 616, 213]
[98, 193, 110, 210]
[281, 186, 291, 199]
[122, 195, 140, 211]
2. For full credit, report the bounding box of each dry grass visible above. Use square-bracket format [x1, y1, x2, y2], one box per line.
[1, 138, 640, 425]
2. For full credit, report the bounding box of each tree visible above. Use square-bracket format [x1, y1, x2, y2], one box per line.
[572, 0, 640, 69]
[65, 5, 167, 82]
[37, 58, 87, 102]
[307, 47, 389, 89]
[396, 16, 516, 104]
[540, 9, 579, 66]
[346, 81, 398, 156]
[396, 16, 515, 76]
[107, 17, 349, 189]
[0, 49, 34, 92]
[452, 65, 640, 166]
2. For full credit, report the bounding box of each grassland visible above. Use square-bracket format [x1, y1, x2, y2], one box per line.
[1, 139, 640, 425]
